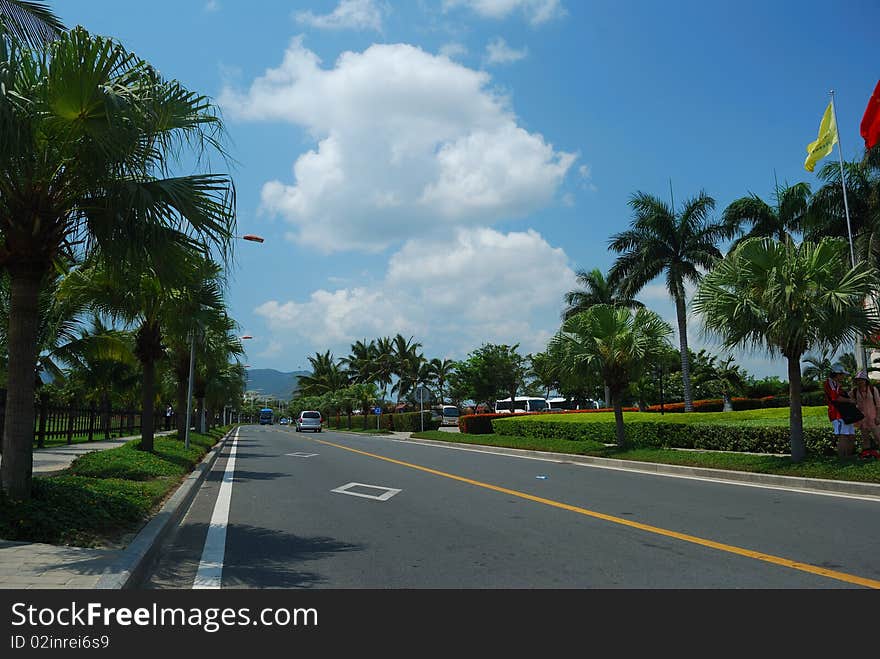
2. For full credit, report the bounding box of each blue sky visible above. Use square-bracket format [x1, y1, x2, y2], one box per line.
[59, 0, 880, 378]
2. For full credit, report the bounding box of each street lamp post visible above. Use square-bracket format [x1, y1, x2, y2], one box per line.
[183, 235, 263, 446]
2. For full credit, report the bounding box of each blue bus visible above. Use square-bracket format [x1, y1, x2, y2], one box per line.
[259, 408, 274, 425]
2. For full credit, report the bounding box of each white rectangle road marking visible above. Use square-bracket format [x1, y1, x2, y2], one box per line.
[285, 452, 319, 458]
[193, 426, 240, 589]
[331, 482, 402, 501]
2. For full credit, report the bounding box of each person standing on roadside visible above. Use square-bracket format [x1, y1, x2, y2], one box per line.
[824, 364, 858, 457]
[851, 370, 880, 452]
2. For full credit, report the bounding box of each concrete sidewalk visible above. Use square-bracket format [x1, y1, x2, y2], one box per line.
[0, 430, 177, 476]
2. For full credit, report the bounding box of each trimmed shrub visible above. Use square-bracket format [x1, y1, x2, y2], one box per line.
[460, 414, 506, 434]
[490, 413, 837, 456]
[383, 411, 441, 432]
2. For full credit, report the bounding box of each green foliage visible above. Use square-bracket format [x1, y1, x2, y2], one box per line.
[0, 427, 229, 545]
[490, 409, 836, 456]
[451, 343, 530, 406]
[0, 476, 169, 545]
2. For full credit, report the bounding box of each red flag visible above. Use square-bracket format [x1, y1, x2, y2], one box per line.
[861, 80, 880, 150]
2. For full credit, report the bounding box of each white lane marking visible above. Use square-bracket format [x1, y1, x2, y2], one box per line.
[375, 436, 880, 503]
[193, 426, 240, 589]
[285, 452, 319, 458]
[331, 482, 402, 501]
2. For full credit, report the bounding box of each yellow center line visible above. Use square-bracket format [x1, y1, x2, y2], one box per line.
[315, 438, 880, 589]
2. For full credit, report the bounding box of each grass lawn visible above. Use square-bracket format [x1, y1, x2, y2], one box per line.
[0, 426, 230, 547]
[410, 419, 880, 485]
[503, 407, 831, 428]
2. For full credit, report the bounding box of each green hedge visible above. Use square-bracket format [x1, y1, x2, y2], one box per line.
[460, 414, 508, 434]
[328, 411, 440, 432]
[491, 412, 837, 456]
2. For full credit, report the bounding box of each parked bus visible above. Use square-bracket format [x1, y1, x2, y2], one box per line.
[547, 397, 601, 411]
[494, 397, 549, 414]
[259, 407, 274, 425]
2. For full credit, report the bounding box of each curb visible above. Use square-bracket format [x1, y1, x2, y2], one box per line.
[94, 427, 236, 589]
[402, 436, 880, 499]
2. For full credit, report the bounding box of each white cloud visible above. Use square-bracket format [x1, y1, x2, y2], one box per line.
[204, 0, 219, 12]
[254, 227, 576, 358]
[443, 0, 565, 25]
[439, 42, 468, 60]
[484, 37, 528, 65]
[294, 0, 385, 31]
[221, 39, 576, 252]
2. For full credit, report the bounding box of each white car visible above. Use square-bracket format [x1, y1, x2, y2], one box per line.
[295, 411, 323, 433]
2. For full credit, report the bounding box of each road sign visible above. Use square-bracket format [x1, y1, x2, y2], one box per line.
[414, 386, 431, 403]
[373, 407, 382, 415]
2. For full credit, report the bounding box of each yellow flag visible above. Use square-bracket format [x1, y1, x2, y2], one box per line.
[804, 101, 838, 172]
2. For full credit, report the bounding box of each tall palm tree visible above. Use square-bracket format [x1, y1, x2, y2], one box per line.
[390, 334, 423, 405]
[562, 267, 643, 320]
[802, 349, 834, 383]
[694, 237, 880, 462]
[722, 181, 811, 245]
[341, 339, 377, 385]
[609, 190, 732, 412]
[550, 305, 672, 447]
[0, 0, 63, 48]
[805, 160, 880, 266]
[297, 351, 349, 397]
[0, 27, 235, 499]
[61, 249, 227, 452]
[427, 358, 456, 405]
[372, 336, 395, 402]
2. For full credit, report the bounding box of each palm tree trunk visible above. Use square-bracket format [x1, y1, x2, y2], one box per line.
[199, 397, 206, 434]
[140, 358, 156, 452]
[787, 355, 805, 462]
[1, 266, 43, 500]
[604, 383, 611, 408]
[674, 293, 694, 412]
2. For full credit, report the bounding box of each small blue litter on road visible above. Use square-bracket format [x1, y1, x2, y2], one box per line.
[535, 475, 549, 480]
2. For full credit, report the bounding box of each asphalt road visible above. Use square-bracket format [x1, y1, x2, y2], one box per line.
[144, 424, 880, 589]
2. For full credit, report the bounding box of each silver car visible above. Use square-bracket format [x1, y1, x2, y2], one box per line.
[295, 410, 323, 433]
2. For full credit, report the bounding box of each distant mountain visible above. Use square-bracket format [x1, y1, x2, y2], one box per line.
[244, 369, 310, 400]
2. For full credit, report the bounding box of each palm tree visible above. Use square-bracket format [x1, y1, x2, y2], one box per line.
[805, 160, 880, 266]
[372, 336, 395, 402]
[609, 190, 732, 412]
[341, 339, 377, 385]
[427, 358, 456, 404]
[722, 181, 810, 245]
[0, 0, 63, 48]
[693, 237, 880, 462]
[528, 351, 558, 399]
[550, 305, 672, 447]
[802, 349, 834, 383]
[297, 351, 349, 397]
[562, 267, 643, 320]
[0, 27, 235, 499]
[390, 334, 423, 405]
[62, 249, 228, 451]
[701, 355, 745, 412]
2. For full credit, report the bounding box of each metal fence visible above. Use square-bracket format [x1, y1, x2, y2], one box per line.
[0, 389, 144, 449]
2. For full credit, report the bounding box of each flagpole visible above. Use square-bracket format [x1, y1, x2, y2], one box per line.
[829, 90, 866, 372]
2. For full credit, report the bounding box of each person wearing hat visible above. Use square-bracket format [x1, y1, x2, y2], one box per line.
[851, 370, 880, 452]
[824, 363, 857, 457]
